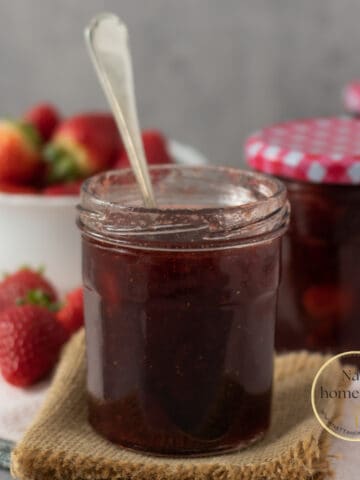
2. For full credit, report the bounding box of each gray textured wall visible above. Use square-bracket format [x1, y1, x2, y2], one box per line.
[0, 0, 359, 166]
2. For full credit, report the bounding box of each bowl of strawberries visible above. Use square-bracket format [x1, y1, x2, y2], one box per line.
[0, 104, 207, 292]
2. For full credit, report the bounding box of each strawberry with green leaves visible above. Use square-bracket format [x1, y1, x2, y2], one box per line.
[57, 287, 84, 334]
[0, 120, 42, 183]
[0, 266, 66, 386]
[0, 304, 66, 386]
[115, 130, 173, 168]
[24, 103, 61, 142]
[44, 113, 122, 183]
[0, 267, 58, 312]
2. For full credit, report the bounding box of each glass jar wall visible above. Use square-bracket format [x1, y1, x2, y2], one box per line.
[77, 165, 289, 455]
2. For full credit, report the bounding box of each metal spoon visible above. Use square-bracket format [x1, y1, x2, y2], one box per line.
[85, 12, 156, 208]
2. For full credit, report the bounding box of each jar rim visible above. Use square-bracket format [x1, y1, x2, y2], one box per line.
[78, 165, 289, 250]
[81, 164, 286, 214]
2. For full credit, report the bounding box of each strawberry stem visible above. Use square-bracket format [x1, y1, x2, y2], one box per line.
[18, 122, 42, 147]
[44, 144, 80, 183]
[16, 289, 61, 312]
[1, 119, 42, 148]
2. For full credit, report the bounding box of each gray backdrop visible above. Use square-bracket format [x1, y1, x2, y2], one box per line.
[0, 0, 359, 166]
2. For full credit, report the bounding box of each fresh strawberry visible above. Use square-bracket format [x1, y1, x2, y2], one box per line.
[0, 305, 66, 386]
[42, 180, 82, 196]
[23, 103, 61, 142]
[44, 113, 122, 183]
[0, 181, 38, 194]
[115, 130, 172, 168]
[57, 287, 84, 334]
[0, 120, 42, 183]
[302, 284, 352, 321]
[0, 267, 58, 312]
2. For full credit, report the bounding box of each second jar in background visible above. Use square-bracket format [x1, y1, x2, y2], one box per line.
[246, 117, 360, 352]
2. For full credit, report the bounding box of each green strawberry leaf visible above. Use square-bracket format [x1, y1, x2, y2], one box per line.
[16, 289, 61, 312]
[18, 121, 42, 147]
[44, 144, 81, 183]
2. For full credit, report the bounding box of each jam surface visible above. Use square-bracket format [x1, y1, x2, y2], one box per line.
[83, 236, 281, 455]
[277, 180, 360, 352]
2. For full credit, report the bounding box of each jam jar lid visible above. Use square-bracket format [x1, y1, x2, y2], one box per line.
[245, 117, 360, 185]
[343, 81, 360, 113]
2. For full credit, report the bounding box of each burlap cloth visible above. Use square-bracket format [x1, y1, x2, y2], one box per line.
[11, 330, 335, 480]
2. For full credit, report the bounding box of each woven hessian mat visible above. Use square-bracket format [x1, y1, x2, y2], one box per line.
[11, 330, 335, 480]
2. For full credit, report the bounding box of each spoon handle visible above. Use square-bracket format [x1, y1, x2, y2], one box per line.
[85, 13, 156, 208]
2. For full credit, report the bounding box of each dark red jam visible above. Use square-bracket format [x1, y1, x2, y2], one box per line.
[78, 166, 288, 455]
[277, 179, 360, 352]
[83, 237, 281, 455]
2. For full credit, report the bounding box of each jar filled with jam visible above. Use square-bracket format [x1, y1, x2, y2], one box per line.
[77, 165, 289, 456]
[246, 117, 360, 352]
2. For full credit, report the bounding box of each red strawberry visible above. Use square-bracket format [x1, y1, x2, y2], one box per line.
[0, 120, 42, 183]
[302, 284, 352, 321]
[0, 181, 38, 194]
[0, 305, 66, 386]
[42, 180, 82, 196]
[57, 287, 84, 334]
[0, 267, 58, 312]
[115, 130, 172, 168]
[23, 103, 61, 142]
[44, 113, 122, 183]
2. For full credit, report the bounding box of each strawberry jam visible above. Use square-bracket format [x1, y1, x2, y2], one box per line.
[246, 117, 360, 353]
[78, 166, 289, 455]
[277, 180, 360, 352]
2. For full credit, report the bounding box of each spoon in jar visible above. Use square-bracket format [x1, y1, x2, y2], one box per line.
[85, 12, 157, 208]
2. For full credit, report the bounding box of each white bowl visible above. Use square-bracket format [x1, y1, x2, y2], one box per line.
[0, 141, 207, 293]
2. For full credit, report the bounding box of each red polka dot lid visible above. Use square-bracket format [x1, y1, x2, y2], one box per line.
[343, 81, 360, 114]
[245, 117, 360, 185]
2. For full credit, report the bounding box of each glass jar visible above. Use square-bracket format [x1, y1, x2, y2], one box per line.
[277, 180, 360, 351]
[246, 117, 360, 353]
[77, 165, 289, 456]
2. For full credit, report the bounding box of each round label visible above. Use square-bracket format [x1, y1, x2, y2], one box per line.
[311, 351, 360, 441]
